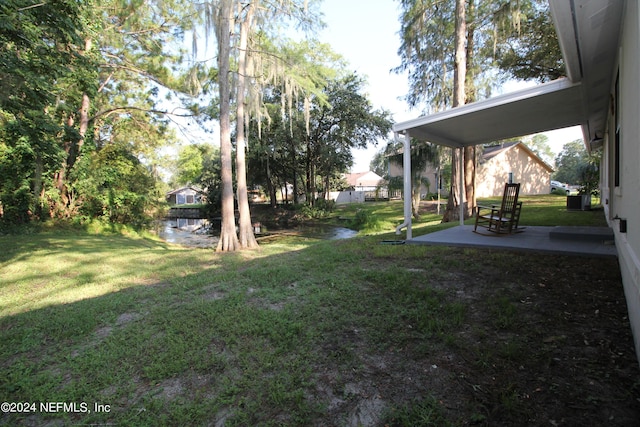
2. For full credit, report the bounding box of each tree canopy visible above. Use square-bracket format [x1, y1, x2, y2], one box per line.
[0, 0, 389, 237]
[246, 70, 392, 207]
[0, 0, 198, 228]
[396, 0, 563, 111]
[553, 140, 598, 189]
[1, 0, 567, 244]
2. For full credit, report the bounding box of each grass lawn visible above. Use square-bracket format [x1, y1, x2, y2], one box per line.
[330, 193, 608, 236]
[1, 196, 638, 426]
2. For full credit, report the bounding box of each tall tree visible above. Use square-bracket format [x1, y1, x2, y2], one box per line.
[198, 0, 324, 251]
[553, 140, 590, 185]
[0, 0, 91, 222]
[245, 71, 391, 206]
[442, 0, 467, 222]
[307, 74, 392, 201]
[234, 1, 258, 249]
[396, 0, 554, 221]
[1, 0, 196, 226]
[213, 0, 240, 251]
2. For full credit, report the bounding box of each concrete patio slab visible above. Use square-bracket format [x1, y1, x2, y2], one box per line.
[407, 225, 617, 258]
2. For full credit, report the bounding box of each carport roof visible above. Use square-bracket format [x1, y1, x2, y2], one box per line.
[392, 78, 585, 148]
[392, 0, 625, 150]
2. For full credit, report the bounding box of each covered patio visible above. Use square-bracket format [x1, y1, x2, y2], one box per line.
[408, 225, 617, 258]
[391, 0, 621, 244]
[392, 77, 588, 240]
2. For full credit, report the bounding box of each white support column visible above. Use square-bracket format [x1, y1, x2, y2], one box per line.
[459, 146, 465, 226]
[394, 131, 412, 240]
[404, 132, 412, 239]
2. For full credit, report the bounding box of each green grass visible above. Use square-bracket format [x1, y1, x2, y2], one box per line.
[329, 193, 608, 237]
[0, 197, 630, 426]
[489, 194, 607, 227]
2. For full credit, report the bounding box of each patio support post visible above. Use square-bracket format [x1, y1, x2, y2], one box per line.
[394, 131, 412, 239]
[459, 146, 464, 226]
[404, 132, 413, 239]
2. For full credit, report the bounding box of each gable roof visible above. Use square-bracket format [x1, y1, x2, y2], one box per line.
[343, 171, 383, 187]
[481, 141, 520, 161]
[392, 0, 625, 150]
[166, 186, 204, 196]
[482, 141, 554, 173]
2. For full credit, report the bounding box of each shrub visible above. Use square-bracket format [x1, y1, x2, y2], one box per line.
[349, 209, 392, 233]
[298, 199, 335, 219]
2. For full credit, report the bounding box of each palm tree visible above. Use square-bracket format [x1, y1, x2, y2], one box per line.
[388, 140, 439, 220]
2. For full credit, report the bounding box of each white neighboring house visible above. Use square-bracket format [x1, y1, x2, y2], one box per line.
[343, 171, 384, 191]
[393, 1, 640, 364]
[327, 171, 385, 204]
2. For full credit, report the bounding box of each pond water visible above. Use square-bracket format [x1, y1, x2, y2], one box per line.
[157, 221, 218, 248]
[156, 221, 357, 248]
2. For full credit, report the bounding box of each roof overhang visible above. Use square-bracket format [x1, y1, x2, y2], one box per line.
[393, 78, 585, 148]
[550, 0, 624, 146]
[393, 0, 625, 150]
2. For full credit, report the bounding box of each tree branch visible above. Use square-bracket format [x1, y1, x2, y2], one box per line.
[90, 106, 196, 122]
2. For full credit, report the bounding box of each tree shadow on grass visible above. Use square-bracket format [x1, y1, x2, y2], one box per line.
[1, 234, 639, 426]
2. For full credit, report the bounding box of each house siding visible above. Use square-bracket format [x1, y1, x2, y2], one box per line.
[476, 145, 551, 198]
[390, 144, 550, 199]
[388, 162, 440, 196]
[478, 151, 510, 198]
[167, 187, 204, 205]
[608, 0, 640, 363]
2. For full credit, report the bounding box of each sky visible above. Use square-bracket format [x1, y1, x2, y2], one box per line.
[316, 0, 583, 172]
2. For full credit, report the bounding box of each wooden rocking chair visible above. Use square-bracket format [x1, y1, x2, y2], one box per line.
[474, 183, 523, 235]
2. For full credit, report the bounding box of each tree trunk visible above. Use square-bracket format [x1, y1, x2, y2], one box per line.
[443, 0, 466, 222]
[216, 0, 239, 252]
[464, 145, 476, 216]
[305, 137, 312, 204]
[235, 2, 258, 249]
[292, 148, 299, 204]
[284, 180, 289, 202]
[266, 155, 277, 208]
[74, 38, 92, 164]
[324, 174, 330, 200]
[33, 152, 44, 219]
[442, 148, 460, 222]
[453, 0, 466, 109]
[411, 174, 421, 220]
[292, 169, 299, 204]
[78, 93, 90, 153]
[464, 1, 477, 217]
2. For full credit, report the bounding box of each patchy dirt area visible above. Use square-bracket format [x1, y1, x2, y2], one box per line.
[221, 203, 639, 425]
[2, 217, 639, 427]
[321, 250, 640, 426]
